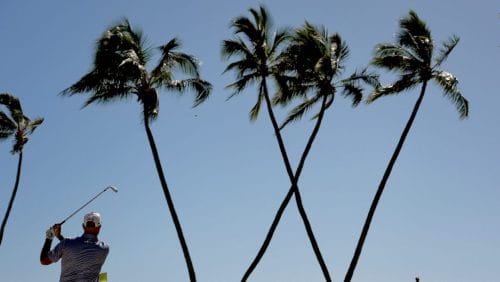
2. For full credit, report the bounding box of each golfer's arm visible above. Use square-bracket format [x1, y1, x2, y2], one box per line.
[40, 239, 53, 265]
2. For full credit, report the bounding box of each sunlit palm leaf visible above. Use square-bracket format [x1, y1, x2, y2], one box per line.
[434, 71, 469, 118]
[367, 73, 419, 103]
[27, 118, 44, 134]
[162, 79, 212, 107]
[434, 35, 460, 67]
[372, 51, 422, 73]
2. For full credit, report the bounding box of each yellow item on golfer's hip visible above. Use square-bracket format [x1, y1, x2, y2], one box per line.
[99, 272, 108, 282]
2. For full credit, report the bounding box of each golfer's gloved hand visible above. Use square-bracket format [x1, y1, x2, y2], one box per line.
[46, 227, 55, 240]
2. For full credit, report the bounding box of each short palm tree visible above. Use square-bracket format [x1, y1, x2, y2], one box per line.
[0, 93, 44, 246]
[61, 19, 212, 281]
[345, 10, 469, 281]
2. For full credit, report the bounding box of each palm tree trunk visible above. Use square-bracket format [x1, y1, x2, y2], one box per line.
[344, 81, 428, 282]
[242, 82, 330, 281]
[291, 94, 330, 280]
[0, 151, 23, 246]
[143, 115, 196, 282]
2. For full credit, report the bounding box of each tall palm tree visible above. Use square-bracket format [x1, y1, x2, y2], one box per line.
[61, 19, 212, 281]
[221, 6, 354, 281]
[239, 22, 379, 281]
[0, 93, 44, 246]
[345, 10, 469, 281]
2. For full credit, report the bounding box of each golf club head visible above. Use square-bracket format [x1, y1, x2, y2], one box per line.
[107, 186, 119, 193]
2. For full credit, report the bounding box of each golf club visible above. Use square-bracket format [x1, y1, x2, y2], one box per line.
[58, 186, 119, 225]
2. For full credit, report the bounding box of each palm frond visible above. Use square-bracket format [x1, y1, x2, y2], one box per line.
[434, 35, 460, 67]
[60, 71, 102, 96]
[81, 84, 135, 107]
[232, 15, 261, 44]
[27, 117, 44, 134]
[271, 74, 307, 105]
[341, 83, 363, 106]
[330, 33, 349, 68]
[397, 10, 433, 62]
[269, 27, 291, 56]
[153, 38, 200, 78]
[221, 38, 253, 60]
[374, 43, 421, 63]
[161, 78, 212, 107]
[223, 57, 258, 77]
[280, 94, 322, 129]
[367, 73, 419, 103]
[0, 112, 16, 140]
[0, 94, 23, 124]
[249, 5, 271, 39]
[0, 131, 14, 140]
[94, 19, 150, 72]
[249, 91, 263, 121]
[341, 69, 381, 89]
[225, 72, 260, 99]
[433, 70, 468, 118]
[117, 49, 147, 79]
[372, 45, 423, 73]
[0, 111, 16, 130]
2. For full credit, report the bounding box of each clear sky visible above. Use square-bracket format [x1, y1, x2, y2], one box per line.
[0, 1, 498, 281]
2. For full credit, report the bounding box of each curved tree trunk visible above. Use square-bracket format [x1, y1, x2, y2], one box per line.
[242, 82, 330, 281]
[0, 151, 23, 246]
[344, 81, 428, 282]
[144, 115, 196, 281]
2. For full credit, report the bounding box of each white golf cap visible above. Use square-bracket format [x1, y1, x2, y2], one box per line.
[83, 212, 102, 227]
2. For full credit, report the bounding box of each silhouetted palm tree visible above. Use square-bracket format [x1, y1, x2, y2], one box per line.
[61, 19, 212, 281]
[0, 93, 43, 246]
[221, 6, 357, 281]
[345, 10, 469, 282]
[239, 22, 378, 281]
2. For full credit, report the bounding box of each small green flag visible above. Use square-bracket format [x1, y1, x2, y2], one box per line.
[99, 272, 108, 282]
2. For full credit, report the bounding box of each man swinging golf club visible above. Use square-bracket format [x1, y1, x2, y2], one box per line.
[40, 212, 109, 282]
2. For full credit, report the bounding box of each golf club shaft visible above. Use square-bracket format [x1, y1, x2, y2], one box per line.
[59, 186, 115, 225]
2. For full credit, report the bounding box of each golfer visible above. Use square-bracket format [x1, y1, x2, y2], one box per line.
[40, 212, 109, 282]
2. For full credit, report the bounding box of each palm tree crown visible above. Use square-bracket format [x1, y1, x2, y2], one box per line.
[62, 19, 212, 119]
[221, 5, 290, 120]
[368, 10, 468, 118]
[276, 22, 379, 128]
[0, 93, 44, 153]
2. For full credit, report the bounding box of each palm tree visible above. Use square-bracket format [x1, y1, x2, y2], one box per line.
[344, 10, 469, 281]
[221, 7, 359, 281]
[61, 19, 212, 281]
[0, 93, 44, 246]
[238, 22, 379, 281]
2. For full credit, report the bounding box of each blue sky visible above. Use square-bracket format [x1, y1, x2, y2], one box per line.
[0, 0, 498, 281]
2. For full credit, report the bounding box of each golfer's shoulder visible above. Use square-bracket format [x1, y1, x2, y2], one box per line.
[97, 240, 110, 251]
